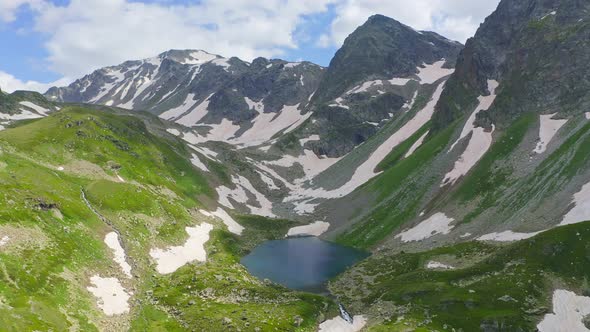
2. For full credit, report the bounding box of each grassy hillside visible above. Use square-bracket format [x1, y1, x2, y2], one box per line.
[331, 221, 590, 331]
[0, 107, 334, 331]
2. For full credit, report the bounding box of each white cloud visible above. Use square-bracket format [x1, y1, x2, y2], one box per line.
[0, 0, 40, 22]
[0, 70, 71, 93]
[1, 0, 501, 90]
[319, 0, 500, 47]
[23, 0, 337, 78]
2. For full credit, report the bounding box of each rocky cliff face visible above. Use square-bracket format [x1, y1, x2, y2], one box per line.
[433, 0, 590, 132]
[289, 14, 463, 157]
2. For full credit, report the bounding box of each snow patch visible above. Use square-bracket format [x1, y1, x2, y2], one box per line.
[395, 213, 455, 243]
[175, 94, 213, 126]
[585, 112, 590, 120]
[319, 315, 367, 332]
[404, 131, 429, 158]
[231, 104, 307, 147]
[449, 80, 499, 151]
[0, 235, 9, 247]
[0, 109, 44, 121]
[287, 221, 330, 237]
[159, 93, 197, 120]
[561, 181, 590, 226]
[426, 261, 455, 270]
[478, 230, 542, 242]
[299, 134, 320, 146]
[416, 60, 454, 84]
[87, 276, 130, 316]
[443, 80, 499, 186]
[19, 101, 50, 115]
[149, 223, 213, 274]
[182, 119, 241, 144]
[533, 113, 568, 154]
[537, 289, 590, 332]
[266, 150, 341, 181]
[166, 128, 181, 136]
[200, 208, 244, 235]
[104, 232, 132, 278]
[216, 176, 275, 217]
[190, 153, 209, 172]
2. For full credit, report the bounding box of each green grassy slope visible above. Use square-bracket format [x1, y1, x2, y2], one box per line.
[0, 107, 334, 331]
[331, 221, 590, 331]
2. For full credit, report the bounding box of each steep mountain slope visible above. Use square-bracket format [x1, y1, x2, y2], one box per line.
[324, 0, 590, 249]
[285, 14, 462, 157]
[318, 0, 590, 329]
[0, 89, 59, 127]
[0, 107, 334, 331]
[46, 50, 323, 149]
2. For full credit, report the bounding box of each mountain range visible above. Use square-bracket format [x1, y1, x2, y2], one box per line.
[1, 0, 590, 330]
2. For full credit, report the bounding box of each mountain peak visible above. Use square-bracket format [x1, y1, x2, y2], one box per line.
[311, 14, 463, 105]
[157, 49, 224, 65]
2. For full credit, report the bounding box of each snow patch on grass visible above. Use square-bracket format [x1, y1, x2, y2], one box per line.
[426, 261, 455, 270]
[19, 101, 50, 115]
[560, 181, 590, 226]
[319, 315, 367, 332]
[104, 232, 132, 278]
[537, 289, 590, 332]
[0, 109, 44, 121]
[533, 113, 568, 154]
[149, 223, 213, 274]
[404, 131, 429, 158]
[287, 221, 330, 237]
[87, 276, 130, 316]
[395, 213, 455, 243]
[200, 208, 244, 235]
[478, 230, 542, 242]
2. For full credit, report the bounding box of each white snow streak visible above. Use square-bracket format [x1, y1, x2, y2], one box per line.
[477, 230, 542, 242]
[287, 221, 330, 237]
[533, 113, 568, 154]
[443, 80, 499, 186]
[560, 181, 590, 226]
[175, 94, 213, 126]
[395, 213, 455, 243]
[104, 232, 132, 278]
[200, 208, 244, 235]
[404, 131, 429, 158]
[190, 153, 209, 172]
[426, 261, 455, 270]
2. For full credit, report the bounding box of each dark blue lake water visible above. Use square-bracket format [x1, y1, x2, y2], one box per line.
[241, 237, 369, 293]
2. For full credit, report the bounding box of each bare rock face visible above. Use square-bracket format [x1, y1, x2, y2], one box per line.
[433, 0, 590, 132]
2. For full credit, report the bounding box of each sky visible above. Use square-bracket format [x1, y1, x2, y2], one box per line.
[0, 0, 500, 93]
